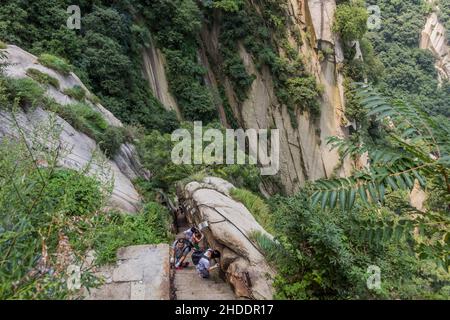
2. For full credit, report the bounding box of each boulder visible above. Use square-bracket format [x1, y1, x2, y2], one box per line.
[180, 177, 275, 300]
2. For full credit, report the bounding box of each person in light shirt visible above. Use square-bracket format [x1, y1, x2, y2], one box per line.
[196, 249, 221, 279]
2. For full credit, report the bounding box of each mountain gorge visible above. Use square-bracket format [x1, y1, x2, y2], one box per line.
[0, 0, 449, 300]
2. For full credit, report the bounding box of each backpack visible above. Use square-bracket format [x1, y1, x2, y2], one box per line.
[192, 250, 207, 266]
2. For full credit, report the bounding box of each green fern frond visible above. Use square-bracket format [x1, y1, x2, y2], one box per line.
[313, 84, 450, 210]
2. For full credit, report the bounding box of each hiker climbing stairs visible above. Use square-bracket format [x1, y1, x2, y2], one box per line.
[173, 211, 238, 300]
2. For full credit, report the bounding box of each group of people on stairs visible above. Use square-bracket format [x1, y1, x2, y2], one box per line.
[171, 208, 221, 279]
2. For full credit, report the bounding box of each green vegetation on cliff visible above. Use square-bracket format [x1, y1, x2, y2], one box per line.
[0, 116, 171, 299]
[366, 0, 449, 117]
[0, 1, 179, 132]
[0, 0, 448, 301]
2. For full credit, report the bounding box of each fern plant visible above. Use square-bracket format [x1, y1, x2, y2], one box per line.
[311, 83, 450, 270]
[312, 83, 450, 210]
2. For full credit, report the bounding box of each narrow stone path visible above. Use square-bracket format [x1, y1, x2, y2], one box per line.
[173, 212, 237, 300]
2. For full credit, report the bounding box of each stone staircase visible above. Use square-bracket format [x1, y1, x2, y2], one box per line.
[173, 212, 238, 300]
[174, 266, 237, 300]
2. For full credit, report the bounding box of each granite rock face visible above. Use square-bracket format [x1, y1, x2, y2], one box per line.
[142, 38, 182, 119]
[420, 11, 450, 83]
[0, 45, 145, 212]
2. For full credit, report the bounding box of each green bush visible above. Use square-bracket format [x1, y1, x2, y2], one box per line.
[230, 188, 273, 232]
[28, 169, 102, 217]
[49, 102, 108, 141]
[0, 131, 169, 298]
[212, 0, 244, 12]
[88, 202, 172, 265]
[0, 133, 106, 299]
[63, 85, 86, 101]
[0, 40, 6, 49]
[99, 126, 125, 157]
[87, 94, 101, 105]
[26, 68, 60, 89]
[38, 53, 72, 75]
[262, 192, 450, 300]
[221, 50, 255, 102]
[286, 76, 323, 117]
[1, 77, 45, 108]
[333, 1, 368, 42]
[48, 102, 124, 158]
[163, 48, 216, 122]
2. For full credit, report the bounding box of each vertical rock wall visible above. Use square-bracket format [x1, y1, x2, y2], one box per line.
[420, 11, 450, 83]
[198, 0, 353, 194]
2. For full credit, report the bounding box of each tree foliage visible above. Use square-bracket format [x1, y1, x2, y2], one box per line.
[312, 84, 449, 270]
[333, 0, 369, 42]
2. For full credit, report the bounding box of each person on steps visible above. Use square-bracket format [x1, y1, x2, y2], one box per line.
[183, 227, 204, 250]
[196, 249, 221, 279]
[190, 229, 204, 250]
[171, 238, 191, 270]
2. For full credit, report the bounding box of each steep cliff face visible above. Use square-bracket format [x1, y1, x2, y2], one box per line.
[0, 45, 145, 213]
[216, 1, 355, 194]
[143, 1, 352, 194]
[142, 39, 182, 119]
[420, 11, 450, 83]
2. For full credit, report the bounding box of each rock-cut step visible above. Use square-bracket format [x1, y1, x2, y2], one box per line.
[174, 266, 237, 300]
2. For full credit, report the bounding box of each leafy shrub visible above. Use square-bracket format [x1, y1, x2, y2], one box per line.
[49, 102, 108, 141]
[99, 126, 125, 157]
[221, 50, 256, 102]
[285, 76, 323, 117]
[265, 192, 450, 300]
[230, 188, 273, 232]
[88, 202, 172, 265]
[0, 128, 107, 299]
[0, 127, 171, 298]
[212, 0, 244, 12]
[163, 48, 216, 122]
[0, 40, 6, 49]
[333, 1, 369, 42]
[87, 94, 101, 105]
[28, 169, 102, 217]
[1, 77, 45, 108]
[63, 85, 86, 101]
[38, 53, 72, 75]
[26, 68, 60, 89]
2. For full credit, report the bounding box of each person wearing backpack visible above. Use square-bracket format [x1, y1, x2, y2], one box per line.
[195, 249, 221, 279]
[171, 238, 191, 269]
[183, 227, 204, 251]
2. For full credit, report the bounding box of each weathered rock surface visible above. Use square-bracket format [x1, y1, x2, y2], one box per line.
[0, 45, 144, 212]
[179, 177, 275, 300]
[420, 11, 450, 83]
[142, 39, 182, 119]
[85, 244, 171, 300]
[196, 0, 353, 194]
